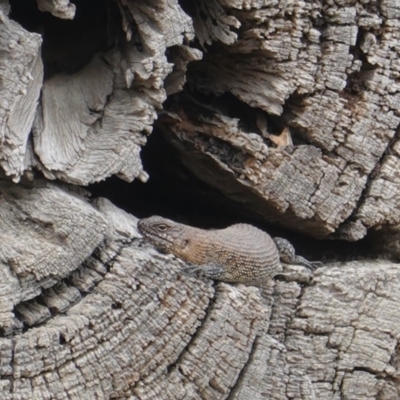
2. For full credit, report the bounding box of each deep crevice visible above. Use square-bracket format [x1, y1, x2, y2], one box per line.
[90, 123, 374, 264]
[334, 125, 400, 244]
[59, 333, 66, 345]
[352, 366, 386, 377]
[344, 26, 379, 97]
[9, 0, 121, 79]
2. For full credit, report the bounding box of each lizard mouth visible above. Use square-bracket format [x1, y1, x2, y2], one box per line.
[140, 230, 175, 246]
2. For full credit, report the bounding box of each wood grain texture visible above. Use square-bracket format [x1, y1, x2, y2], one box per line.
[0, 180, 106, 330]
[1, 0, 196, 185]
[1, 0, 400, 398]
[3, 0, 400, 238]
[159, 0, 400, 240]
[0, 185, 398, 398]
[0, 11, 43, 181]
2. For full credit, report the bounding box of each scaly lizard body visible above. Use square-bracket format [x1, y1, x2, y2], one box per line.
[138, 216, 321, 285]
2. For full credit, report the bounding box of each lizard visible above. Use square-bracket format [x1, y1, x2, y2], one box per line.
[138, 216, 322, 285]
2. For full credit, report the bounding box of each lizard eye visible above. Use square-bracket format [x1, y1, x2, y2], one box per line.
[157, 224, 168, 231]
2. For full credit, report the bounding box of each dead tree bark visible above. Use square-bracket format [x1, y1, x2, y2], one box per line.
[0, 0, 400, 399]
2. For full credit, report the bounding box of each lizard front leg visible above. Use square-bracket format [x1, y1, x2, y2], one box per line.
[182, 263, 227, 280]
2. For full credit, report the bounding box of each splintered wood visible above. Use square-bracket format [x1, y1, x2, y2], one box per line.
[0, 13, 43, 181]
[0, 0, 195, 185]
[161, 108, 366, 237]
[161, 0, 400, 242]
[4, 0, 400, 239]
[2, 0, 400, 399]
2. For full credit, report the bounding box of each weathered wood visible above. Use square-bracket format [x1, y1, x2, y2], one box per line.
[2, 0, 399, 238]
[0, 180, 106, 330]
[159, 0, 400, 241]
[160, 104, 366, 237]
[0, 11, 43, 181]
[36, 0, 76, 20]
[1, 0, 400, 398]
[1, 0, 195, 185]
[0, 185, 398, 398]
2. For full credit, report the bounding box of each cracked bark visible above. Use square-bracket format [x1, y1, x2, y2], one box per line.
[0, 0, 400, 399]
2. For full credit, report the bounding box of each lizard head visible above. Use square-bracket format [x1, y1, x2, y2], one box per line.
[138, 216, 191, 257]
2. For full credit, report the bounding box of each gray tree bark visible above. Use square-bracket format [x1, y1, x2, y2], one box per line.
[0, 0, 399, 399]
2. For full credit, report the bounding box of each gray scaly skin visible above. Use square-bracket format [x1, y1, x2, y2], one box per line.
[138, 216, 321, 285]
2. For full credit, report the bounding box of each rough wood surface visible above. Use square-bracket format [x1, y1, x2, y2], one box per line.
[0, 180, 106, 331]
[0, 11, 43, 181]
[160, 0, 400, 240]
[0, 183, 398, 398]
[4, 0, 399, 239]
[1, 0, 400, 398]
[2, 0, 195, 185]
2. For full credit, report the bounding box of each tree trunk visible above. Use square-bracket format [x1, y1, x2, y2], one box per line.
[0, 0, 399, 399]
